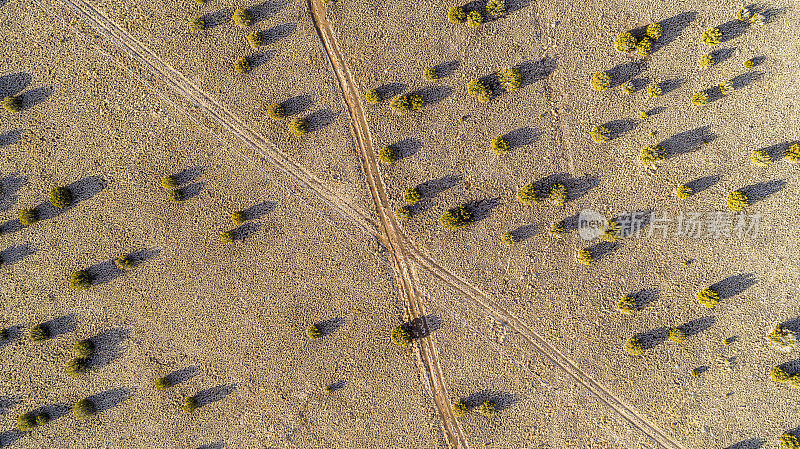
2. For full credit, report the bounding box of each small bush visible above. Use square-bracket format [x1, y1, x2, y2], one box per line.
[699, 53, 714, 68]
[391, 324, 413, 347]
[423, 66, 438, 80]
[467, 78, 492, 102]
[743, 58, 754, 68]
[636, 37, 653, 57]
[0, 328, 9, 341]
[702, 27, 723, 46]
[772, 366, 791, 383]
[19, 208, 38, 226]
[690, 368, 701, 377]
[614, 32, 636, 52]
[577, 249, 593, 266]
[267, 103, 286, 120]
[622, 81, 634, 94]
[590, 71, 612, 91]
[69, 270, 92, 291]
[3, 95, 22, 113]
[486, 0, 505, 18]
[499, 67, 521, 92]
[390, 94, 423, 115]
[17, 413, 37, 432]
[692, 91, 709, 106]
[646, 22, 663, 40]
[49, 186, 73, 209]
[306, 325, 323, 340]
[601, 220, 620, 243]
[750, 149, 772, 166]
[232, 8, 252, 27]
[719, 80, 733, 95]
[726, 190, 749, 212]
[161, 175, 178, 189]
[491, 136, 510, 155]
[639, 110, 650, 120]
[500, 232, 516, 246]
[447, 6, 466, 24]
[378, 145, 398, 164]
[231, 211, 246, 225]
[114, 254, 133, 270]
[365, 88, 381, 104]
[74, 339, 96, 357]
[188, 16, 205, 33]
[781, 433, 800, 449]
[767, 325, 798, 352]
[441, 206, 473, 229]
[247, 30, 263, 49]
[549, 183, 567, 206]
[35, 412, 50, 426]
[155, 376, 173, 391]
[480, 400, 496, 418]
[289, 117, 310, 136]
[669, 327, 687, 343]
[516, 182, 539, 205]
[220, 230, 235, 244]
[66, 357, 89, 377]
[647, 84, 662, 97]
[736, 7, 752, 22]
[452, 400, 467, 417]
[697, 287, 720, 308]
[408, 94, 424, 110]
[616, 296, 637, 315]
[168, 189, 184, 202]
[676, 184, 692, 199]
[466, 10, 483, 26]
[73, 398, 96, 419]
[403, 187, 422, 205]
[639, 144, 665, 170]
[548, 221, 564, 238]
[183, 396, 200, 414]
[625, 337, 644, 355]
[234, 57, 251, 74]
[590, 125, 610, 143]
[749, 13, 764, 26]
[786, 143, 800, 163]
[395, 206, 411, 220]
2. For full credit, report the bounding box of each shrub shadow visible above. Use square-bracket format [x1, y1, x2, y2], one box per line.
[608, 61, 645, 88]
[179, 182, 205, 201]
[586, 240, 620, 262]
[742, 179, 786, 204]
[232, 222, 262, 241]
[508, 224, 537, 242]
[34, 403, 70, 421]
[0, 396, 18, 415]
[748, 56, 766, 67]
[644, 106, 666, 117]
[375, 82, 406, 101]
[659, 77, 684, 95]
[129, 248, 161, 267]
[414, 85, 452, 105]
[306, 109, 338, 132]
[41, 314, 77, 338]
[327, 379, 346, 392]
[719, 20, 749, 43]
[87, 387, 134, 413]
[731, 71, 763, 89]
[195, 383, 237, 407]
[0, 72, 32, 98]
[1, 243, 35, 265]
[88, 327, 130, 370]
[655, 11, 697, 51]
[392, 137, 422, 160]
[635, 326, 669, 350]
[433, 60, 460, 78]
[629, 77, 650, 92]
[0, 173, 27, 212]
[201, 9, 231, 29]
[463, 389, 517, 412]
[282, 94, 313, 117]
[165, 365, 199, 386]
[602, 119, 637, 139]
[725, 438, 764, 449]
[315, 317, 345, 337]
[173, 166, 205, 185]
[660, 126, 716, 158]
[86, 260, 123, 285]
[711, 47, 736, 65]
[249, 50, 275, 70]
[198, 443, 227, 449]
[504, 127, 541, 148]
[515, 56, 557, 88]
[760, 142, 791, 160]
[711, 273, 757, 300]
[0, 430, 22, 447]
[20, 86, 53, 110]
[464, 197, 500, 222]
[681, 316, 715, 337]
[407, 315, 442, 339]
[631, 288, 659, 310]
[243, 200, 277, 219]
[263, 22, 295, 46]
[0, 325, 23, 347]
[250, 0, 286, 24]
[685, 175, 719, 195]
[0, 129, 23, 147]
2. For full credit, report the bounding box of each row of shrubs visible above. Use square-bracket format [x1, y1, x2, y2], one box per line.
[447, 0, 506, 27]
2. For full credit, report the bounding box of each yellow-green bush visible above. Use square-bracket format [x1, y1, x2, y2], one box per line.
[590, 71, 612, 91]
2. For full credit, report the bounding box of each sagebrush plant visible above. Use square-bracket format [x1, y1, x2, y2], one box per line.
[232, 8, 252, 27]
[30, 324, 50, 342]
[590, 125, 611, 143]
[378, 145, 398, 164]
[403, 187, 422, 205]
[646, 22, 663, 40]
[234, 57, 251, 74]
[647, 84, 662, 98]
[306, 325, 323, 340]
[247, 30, 263, 49]
[767, 325, 798, 352]
[743, 58, 754, 68]
[750, 149, 772, 166]
[692, 91, 709, 106]
[220, 230, 234, 244]
[697, 287, 720, 308]
[74, 339, 96, 357]
[491, 136, 510, 155]
[467, 79, 492, 102]
[466, 10, 483, 26]
[188, 16, 205, 32]
[516, 182, 539, 205]
[781, 433, 800, 449]
[155, 376, 173, 391]
[232, 211, 246, 225]
[676, 184, 693, 199]
[114, 254, 133, 271]
[391, 324, 413, 347]
[73, 398, 96, 419]
[636, 37, 653, 57]
[726, 190, 749, 212]
[577, 249, 593, 265]
[452, 400, 467, 417]
[480, 400, 496, 418]
[69, 270, 92, 291]
[616, 296, 637, 315]
[486, 0, 506, 18]
[289, 117, 310, 136]
[699, 53, 714, 68]
[390, 94, 423, 114]
[49, 186, 73, 209]
[499, 67, 521, 92]
[168, 189, 184, 202]
[669, 327, 687, 343]
[3, 95, 22, 113]
[441, 206, 473, 229]
[447, 6, 466, 24]
[601, 220, 621, 243]
[786, 143, 800, 163]
[625, 336, 644, 356]
[365, 88, 381, 104]
[395, 206, 411, 220]
[19, 208, 38, 226]
[66, 357, 89, 377]
[17, 413, 37, 432]
[772, 366, 791, 383]
[719, 80, 733, 96]
[614, 32, 637, 53]
[590, 71, 612, 91]
[690, 368, 701, 377]
[161, 175, 178, 189]
[622, 81, 634, 94]
[423, 67, 438, 80]
[549, 183, 568, 206]
[500, 232, 516, 246]
[639, 144, 665, 170]
[183, 396, 200, 414]
[548, 221, 564, 238]
[702, 27, 723, 45]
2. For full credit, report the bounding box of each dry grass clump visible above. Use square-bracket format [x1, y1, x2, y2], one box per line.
[247, 30, 263, 48]
[441, 206, 473, 229]
[639, 110, 649, 119]
[30, 324, 51, 342]
[2, 95, 22, 113]
[625, 337, 644, 355]
[66, 357, 89, 377]
[17, 413, 37, 432]
[767, 325, 798, 352]
[516, 182, 539, 205]
[391, 324, 413, 347]
[467, 79, 492, 102]
[719, 80, 733, 96]
[168, 189, 184, 202]
[114, 254, 133, 270]
[614, 32, 637, 52]
[676, 184, 693, 199]
[74, 339, 96, 357]
[403, 187, 422, 205]
[780, 433, 800, 449]
[378, 145, 398, 164]
[639, 144, 665, 170]
[499, 67, 521, 92]
[772, 365, 792, 384]
[750, 149, 772, 166]
[69, 270, 92, 291]
[786, 143, 800, 163]
[692, 91, 709, 106]
[697, 287, 720, 308]
[590, 71, 611, 91]
[647, 84, 662, 97]
[234, 57, 251, 74]
[365, 88, 381, 104]
[289, 117, 310, 136]
[480, 400, 496, 418]
[452, 400, 467, 417]
[220, 230, 234, 243]
[726, 190, 749, 212]
[486, 0, 506, 18]
[19, 208, 38, 226]
[73, 398, 96, 419]
[423, 67, 438, 80]
[702, 27, 723, 45]
[737, 7, 753, 22]
[395, 206, 411, 220]
[188, 16, 205, 32]
[390, 94, 423, 114]
[549, 183, 567, 205]
[306, 324, 323, 340]
[466, 11, 483, 27]
[491, 136, 510, 155]
[744, 58, 755, 68]
[699, 53, 715, 68]
[49, 186, 73, 209]
[232, 8, 252, 27]
[590, 125, 610, 143]
[577, 249, 593, 266]
[669, 327, 687, 343]
[231, 211, 247, 226]
[616, 296, 637, 315]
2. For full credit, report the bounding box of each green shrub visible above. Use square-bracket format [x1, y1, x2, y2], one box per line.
[17, 413, 37, 432]
[697, 287, 720, 308]
[74, 339, 96, 357]
[35, 412, 50, 426]
[467, 79, 492, 102]
[395, 206, 411, 220]
[0, 328, 9, 341]
[267, 103, 285, 119]
[772, 366, 791, 383]
[289, 117, 310, 136]
[621, 81, 634, 94]
[378, 145, 398, 164]
[516, 182, 539, 205]
[114, 254, 133, 270]
[232, 211, 247, 225]
[692, 91, 709, 106]
[30, 323, 50, 342]
[780, 433, 800, 449]
[750, 149, 772, 166]
[669, 327, 687, 343]
[408, 94, 424, 110]
[391, 324, 413, 347]
[743, 58, 754, 68]
[719, 80, 733, 96]
[390, 94, 422, 115]
[639, 110, 650, 119]
[188, 16, 205, 33]
[66, 357, 89, 377]
[786, 143, 800, 163]
[440, 206, 473, 229]
[306, 324, 323, 340]
[491, 136, 510, 155]
[636, 37, 653, 57]
[234, 57, 251, 74]
[3, 95, 22, 113]
[19, 208, 38, 226]
[73, 398, 96, 419]
[690, 368, 701, 377]
[614, 32, 637, 52]
[452, 399, 467, 417]
[767, 325, 798, 352]
[590, 71, 612, 91]
[232, 8, 252, 27]
[447, 6, 466, 24]
[168, 189, 184, 202]
[423, 67, 438, 80]
[625, 336, 644, 355]
[601, 220, 620, 242]
[647, 84, 662, 97]
[616, 296, 637, 315]
[699, 53, 714, 68]
[702, 27, 723, 45]
[676, 184, 692, 199]
[155, 376, 173, 391]
[161, 175, 178, 189]
[49, 186, 73, 209]
[548, 183, 567, 205]
[646, 22, 663, 40]
[69, 269, 92, 291]
[749, 13, 764, 26]
[247, 30, 263, 49]
[480, 400, 496, 418]
[590, 125, 610, 143]
[577, 249, 593, 265]
[403, 187, 422, 205]
[726, 190, 749, 212]
[499, 67, 521, 92]
[466, 10, 483, 27]
[639, 144, 665, 170]
[736, 7, 752, 22]
[548, 221, 564, 238]
[183, 396, 200, 414]
[486, 0, 505, 18]
[220, 230, 235, 244]
[500, 232, 516, 246]
[365, 88, 381, 104]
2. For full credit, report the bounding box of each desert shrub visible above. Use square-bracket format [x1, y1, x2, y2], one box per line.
[726, 190, 749, 212]
[0, 328, 9, 341]
[232, 8, 252, 27]
[365, 88, 381, 104]
[499, 67, 521, 92]
[616, 296, 637, 315]
[390, 94, 423, 114]
[155, 376, 173, 391]
[466, 11, 483, 26]
[516, 182, 539, 205]
[378, 145, 398, 164]
[114, 254, 133, 270]
[247, 30, 263, 49]
[636, 37, 653, 57]
[408, 94, 424, 110]
[590, 125, 610, 143]
[491, 136, 510, 155]
[614, 32, 636, 53]
[231, 211, 246, 226]
[500, 232, 516, 246]
[289, 117, 310, 136]
[590, 71, 612, 91]
[786, 143, 800, 163]
[719, 80, 733, 96]
[577, 249, 593, 266]
[690, 368, 701, 377]
[723, 337, 734, 346]
[702, 27, 723, 45]
[440, 206, 473, 229]
[743, 58, 754, 68]
[403, 187, 422, 205]
[639, 144, 665, 170]
[188, 16, 205, 33]
[621, 81, 634, 94]
[74, 339, 96, 357]
[486, 0, 505, 18]
[161, 175, 178, 189]
[395, 206, 411, 220]
[73, 398, 96, 419]
[267, 103, 285, 120]
[447, 6, 466, 24]
[772, 366, 791, 383]
[625, 336, 644, 355]
[750, 13, 764, 26]
[17, 413, 37, 432]
[467, 79, 492, 102]
[697, 287, 720, 308]
[234, 57, 251, 74]
[692, 91, 709, 106]
[548, 183, 568, 205]
[480, 400, 496, 418]
[306, 325, 322, 340]
[220, 230, 234, 244]
[647, 84, 662, 97]
[548, 221, 564, 238]
[168, 189, 184, 202]
[452, 400, 467, 417]
[2, 95, 22, 113]
[49, 186, 73, 209]
[601, 220, 620, 243]
[35, 412, 50, 426]
[391, 324, 413, 347]
[183, 396, 200, 414]
[19, 208, 38, 226]
[736, 7, 753, 22]
[676, 184, 693, 199]
[699, 53, 714, 68]
[639, 110, 650, 120]
[423, 66, 438, 80]
[780, 433, 800, 449]
[30, 324, 51, 342]
[646, 22, 663, 40]
[669, 328, 687, 343]
[69, 269, 92, 291]
[750, 149, 772, 166]
[66, 357, 89, 377]
[767, 325, 798, 352]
